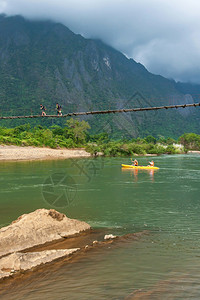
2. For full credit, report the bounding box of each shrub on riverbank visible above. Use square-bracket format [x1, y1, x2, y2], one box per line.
[178, 133, 200, 151]
[85, 140, 183, 156]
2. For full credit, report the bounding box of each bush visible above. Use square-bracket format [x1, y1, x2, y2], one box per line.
[128, 143, 147, 155]
[0, 136, 22, 145]
[165, 145, 182, 154]
[148, 144, 166, 155]
[178, 133, 200, 150]
[13, 124, 31, 136]
[145, 135, 156, 144]
[85, 144, 101, 156]
[51, 125, 64, 136]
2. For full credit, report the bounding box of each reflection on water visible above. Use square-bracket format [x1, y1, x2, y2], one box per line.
[0, 154, 200, 299]
[122, 167, 158, 182]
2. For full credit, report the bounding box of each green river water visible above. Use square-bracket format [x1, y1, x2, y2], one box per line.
[0, 154, 200, 299]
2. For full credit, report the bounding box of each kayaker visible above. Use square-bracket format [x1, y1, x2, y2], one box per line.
[132, 159, 138, 166]
[40, 104, 46, 116]
[149, 160, 154, 167]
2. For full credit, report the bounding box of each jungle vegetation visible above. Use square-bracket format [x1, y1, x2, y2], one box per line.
[0, 120, 199, 156]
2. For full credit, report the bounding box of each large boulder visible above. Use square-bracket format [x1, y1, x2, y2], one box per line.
[0, 209, 90, 257]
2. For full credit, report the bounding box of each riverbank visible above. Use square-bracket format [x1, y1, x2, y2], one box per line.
[187, 150, 200, 154]
[0, 144, 199, 163]
[0, 145, 91, 161]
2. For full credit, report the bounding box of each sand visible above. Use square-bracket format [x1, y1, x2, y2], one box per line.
[0, 145, 91, 161]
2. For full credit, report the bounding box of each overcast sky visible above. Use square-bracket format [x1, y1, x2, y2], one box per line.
[1, 0, 200, 83]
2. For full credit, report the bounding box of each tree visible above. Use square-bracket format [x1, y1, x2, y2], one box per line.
[166, 137, 176, 145]
[145, 135, 156, 144]
[178, 133, 200, 150]
[66, 118, 91, 144]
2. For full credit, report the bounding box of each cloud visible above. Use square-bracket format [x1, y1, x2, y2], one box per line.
[1, 0, 200, 83]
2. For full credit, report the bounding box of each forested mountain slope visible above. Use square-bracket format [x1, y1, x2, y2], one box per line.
[0, 14, 199, 137]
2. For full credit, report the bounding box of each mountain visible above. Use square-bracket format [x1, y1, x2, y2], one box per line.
[0, 14, 199, 138]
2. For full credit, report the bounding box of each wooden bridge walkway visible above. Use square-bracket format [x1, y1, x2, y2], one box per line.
[0, 102, 200, 120]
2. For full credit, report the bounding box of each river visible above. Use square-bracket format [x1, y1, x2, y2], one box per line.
[0, 154, 200, 299]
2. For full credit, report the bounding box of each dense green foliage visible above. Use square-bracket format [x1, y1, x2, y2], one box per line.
[0, 120, 90, 148]
[178, 133, 200, 151]
[2, 121, 199, 157]
[86, 136, 183, 156]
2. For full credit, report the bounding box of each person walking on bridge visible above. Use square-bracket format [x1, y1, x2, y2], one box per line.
[56, 103, 62, 116]
[40, 104, 46, 116]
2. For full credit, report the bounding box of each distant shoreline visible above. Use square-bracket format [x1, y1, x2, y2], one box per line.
[0, 145, 91, 162]
[187, 150, 200, 154]
[0, 145, 199, 162]
[0, 145, 160, 162]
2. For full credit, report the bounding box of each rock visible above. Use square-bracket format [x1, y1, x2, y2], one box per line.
[104, 234, 117, 240]
[92, 240, 98, 244]
[48, 209, 65, 221]
[0, 248, 79, 279]
[0, 249, 79, 271]
[0, 271, 11, 280]
[0, 209, 90, 257]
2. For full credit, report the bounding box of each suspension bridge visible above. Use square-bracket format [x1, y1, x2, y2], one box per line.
[0, 102, 200, 120]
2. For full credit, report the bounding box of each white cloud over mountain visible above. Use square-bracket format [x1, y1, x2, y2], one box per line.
[1, 0, 200, 83]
